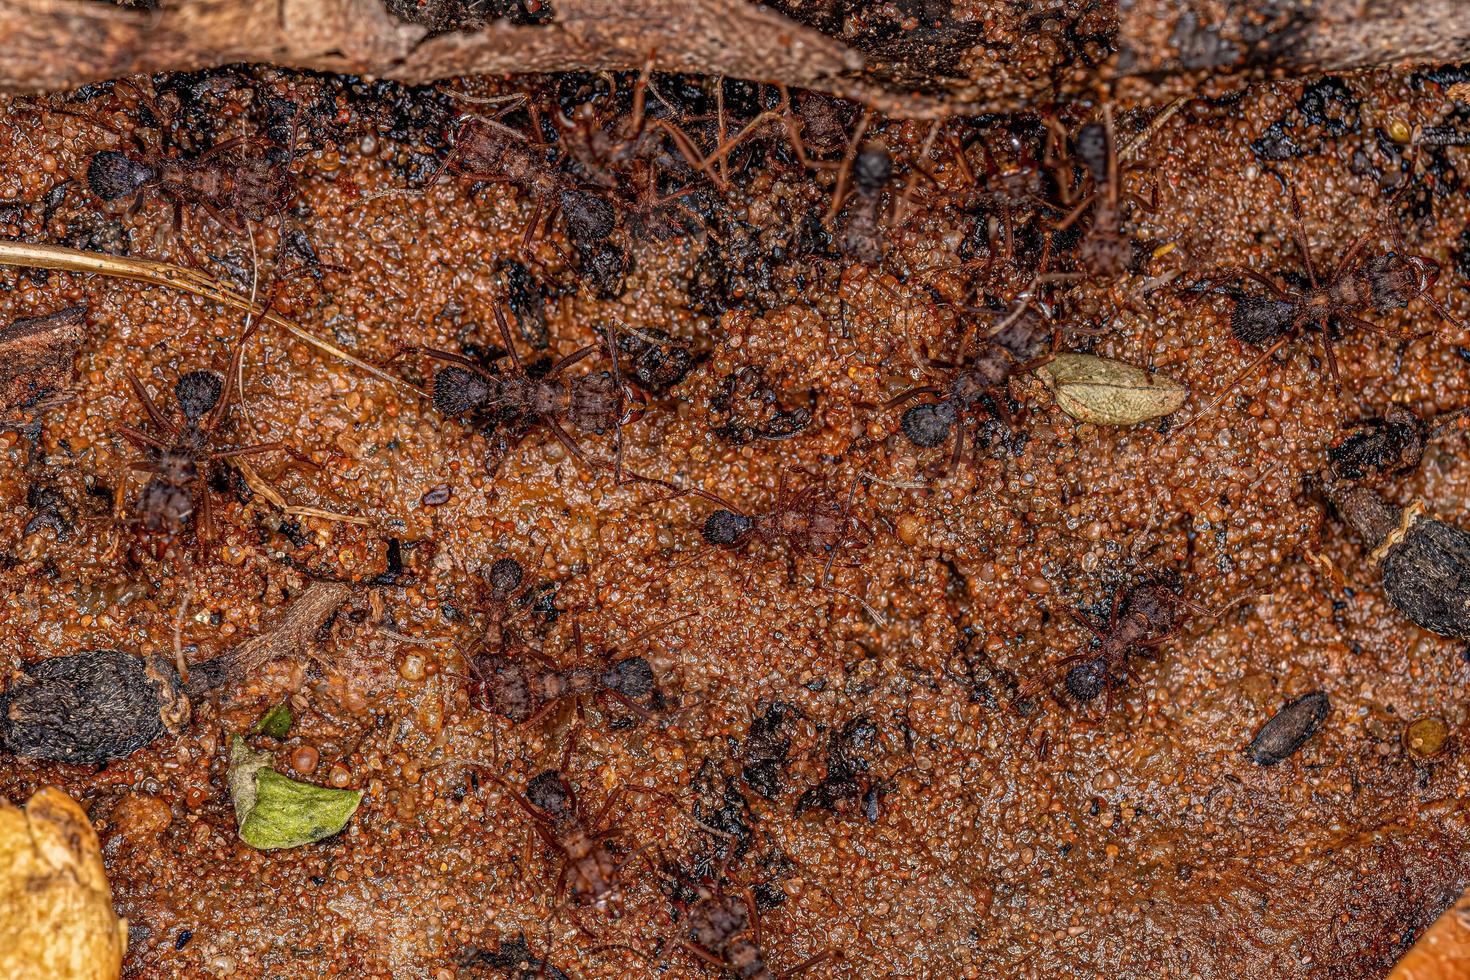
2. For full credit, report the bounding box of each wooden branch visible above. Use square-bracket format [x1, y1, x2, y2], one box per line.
[0, 0, 1467, 117]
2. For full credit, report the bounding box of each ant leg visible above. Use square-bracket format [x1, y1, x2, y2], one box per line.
[544, 344, 600, 379]
[1317, 328, 1342, 392]
[1338, 313, 1431, 342]
[195, 477, 214, 555]
[545, 418, 608, 476]
[1328, 229, 1374, 284]
[395, 345, 498, 378]
[678, 941, 731, 970]
[1015, 650, 1096, 702]
[789, 950, 840, 976]
[1068, 609, 1107, 639]
[205, 317, 265, 432]
[124, 370, 181, 438]
[1191, 267, 1293, 302]
[207, 441, 286, 459]
[742, 888, 763, 947]
[491, 304, 526, 374]
[116, 424, 169, 452]
[1286, 183, 1320, 288]
[1168, 335, 1291, 437]
[885, 385, 943, 409]
[602, 322, 628, 485]
[825, 107, 873, 226]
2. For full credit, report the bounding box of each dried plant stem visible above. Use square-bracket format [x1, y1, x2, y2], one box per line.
[0, 241, 424, 398]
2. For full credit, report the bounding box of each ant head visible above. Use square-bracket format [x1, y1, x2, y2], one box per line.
[561, 189, 615, 244]
[853, 144, 893, 193]
[601, 656, 654, 699]
[702, 509, 753, 546]
[485, 557, 524, 600]
[174, 370, 224, 424]
[1064, 658, 1108, 702]
[1365, 252, 1436, 312]
[900, 401, 956, 448]
[432, 366, 491, 417]
[1229, 295, 1296, 345]
[86, 150, 156, 202]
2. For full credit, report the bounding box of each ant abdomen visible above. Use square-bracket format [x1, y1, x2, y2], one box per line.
[599, 655, 654, 699]
[702, 509, 754, 546]
[1229, 295, 1295, 344]
[900, 401, 956, 447]
[86, 150, 154, 202]
[486, 557, 524, 600]
[1065, 658, 1107, 701]
[560, 189, 615, 244]
[432, 365, 492, 417]
[174, 370, 224, 424]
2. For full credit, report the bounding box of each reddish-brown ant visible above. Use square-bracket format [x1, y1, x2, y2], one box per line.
[401, 303, 646, 481]
[1048, 106, 1155, 278]
[838, 143, 894, 265]
[1181, 187, 1467, 428]
[672, 470, 875, 591]
[1020, 579, 1210, 712]
[116, 324, 290, 556]
[479, 738, 657, 917]
[676, 883, 837, 980]
[433, 113, 616, 251]
[53, 80, 303, 237]
[466, 615, 680, 728]
[886, 301, 1054, 468]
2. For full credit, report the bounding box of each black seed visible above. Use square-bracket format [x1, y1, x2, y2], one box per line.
[0, 649, 177, 763]
[174, 370, 224, 423]
[1248, 690, 1329, 765]
[701, 509, 752, 545]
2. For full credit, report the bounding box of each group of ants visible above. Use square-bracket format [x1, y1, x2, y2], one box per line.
[13, 67, 1468, 978]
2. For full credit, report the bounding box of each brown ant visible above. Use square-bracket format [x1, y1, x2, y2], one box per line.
[675, 883, 837, 980]
[1181, 187, 1467, 428]
[116, 324, 289, 556]
[479, 738, 656, 917]
[466, 615, 682, 728]
[434, 113, 616, 251]
[886, 301, 1054, 468]
[838, 143, 893, 265]
[673, 470, 875, 590]
[1020, 579, 1210, 713]
[53, 80, 302, 237]
[1049, 106, 1154, 278]
[402, 304, 646, 481]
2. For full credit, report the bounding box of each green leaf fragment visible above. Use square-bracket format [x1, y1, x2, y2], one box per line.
[1037, 353, 1188, 426]
[251, 702, 293, 739]
[228, 737, 362, 850]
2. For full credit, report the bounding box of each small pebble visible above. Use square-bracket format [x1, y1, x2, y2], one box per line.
[421, 485, 452, 507]
[1404, 717, 1449, 759]
[328, 763, 352, 788]
[399, 654, 427, 682]
[291, 745, 320, 775]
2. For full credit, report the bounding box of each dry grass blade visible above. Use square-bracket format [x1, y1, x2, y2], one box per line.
[0, 241, 424, 398]
[234, 460, 370, 526]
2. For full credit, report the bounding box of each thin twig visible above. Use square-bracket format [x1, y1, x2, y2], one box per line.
[0, 240, 425, 398]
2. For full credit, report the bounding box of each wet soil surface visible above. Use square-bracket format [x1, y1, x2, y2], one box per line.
[1, 56, 1469, 980]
